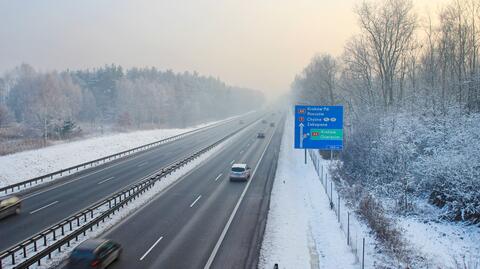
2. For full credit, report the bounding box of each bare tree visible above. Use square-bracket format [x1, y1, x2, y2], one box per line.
[355, 0, 417, 109]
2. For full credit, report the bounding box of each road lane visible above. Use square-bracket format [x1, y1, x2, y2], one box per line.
[99, 114, 282, 269]
[0, 113, 262, 251]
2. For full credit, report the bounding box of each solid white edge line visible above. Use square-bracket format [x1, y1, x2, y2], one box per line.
[97, 177, 115, 185]
[21, 112, 255, 200]
[214, 173, 223, 182]
[139, 236, 164, 261]
[203, 121, 278, 269]
[230, 160, 235, 165]
[29, 200, 59, 214]
[101, 115, 265, 239]
[190, 195, 202, 208]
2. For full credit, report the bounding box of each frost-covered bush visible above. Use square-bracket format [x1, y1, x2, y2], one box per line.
[337, 108, 480, 223]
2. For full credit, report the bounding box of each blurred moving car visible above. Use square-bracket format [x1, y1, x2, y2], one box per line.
[270, 122, 275, 127]
[0, 195, 21, 220]
[261, 119, 267, 124]
[229, 163, 251, 182]
[67, 239, 122, 269]
[257, 132, 265, 138]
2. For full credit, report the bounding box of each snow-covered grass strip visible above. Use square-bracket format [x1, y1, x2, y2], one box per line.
[308, 149, 379, 268]
[259, 114, 358, 269]
[0, 113, 248, 193]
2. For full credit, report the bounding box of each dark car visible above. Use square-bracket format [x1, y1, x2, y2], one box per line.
[261, 119, 267, 124]
[257, 132, 265, 138]
[0, 195, 21, 220]
[68, 239, 122, 269]
[270, 122, 275, 127]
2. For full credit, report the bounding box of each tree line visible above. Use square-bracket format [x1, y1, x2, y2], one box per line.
[0, 64, 264, 142]
[292, 0, 480, 224]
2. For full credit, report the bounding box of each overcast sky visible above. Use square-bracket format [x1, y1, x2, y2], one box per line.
[0, 0, 449, 97]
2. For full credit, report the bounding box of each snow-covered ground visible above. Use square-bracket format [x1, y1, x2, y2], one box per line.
[0, 117, 234, 188]
[259, 115, 358, 269]
[399, 216, 480, 268]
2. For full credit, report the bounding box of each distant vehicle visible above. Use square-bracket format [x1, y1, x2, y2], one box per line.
[270, 122, 275, 127]
[67, 239, 122, 269]
[257, 132, 265, 138]
[239, 120, 244, 124]
[0, 195, 21, 220]
[229, 163, 251, 182]
[261, 119, 267, 124]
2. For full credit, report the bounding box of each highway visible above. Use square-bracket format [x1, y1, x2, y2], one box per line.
[0, 112, 262, 251]
[95, 113, 284, 269]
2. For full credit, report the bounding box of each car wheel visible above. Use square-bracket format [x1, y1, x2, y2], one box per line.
[15, 207, 21, 214]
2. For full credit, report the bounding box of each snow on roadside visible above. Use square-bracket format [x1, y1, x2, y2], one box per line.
[0, 117, 235, 188]
[398, 217, 480, 268]
[259, 114, 357, 269]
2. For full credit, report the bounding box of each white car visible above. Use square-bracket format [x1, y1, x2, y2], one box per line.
[229, 163, 251, 181]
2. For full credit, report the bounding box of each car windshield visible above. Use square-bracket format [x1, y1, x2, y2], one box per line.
[231, 167, 245, 172]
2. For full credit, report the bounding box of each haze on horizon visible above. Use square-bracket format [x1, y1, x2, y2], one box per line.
[0, 0, 448, 97]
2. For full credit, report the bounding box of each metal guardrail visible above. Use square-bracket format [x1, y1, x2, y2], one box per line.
[0, 115, 262, 269]
[0, 115, 245, 196]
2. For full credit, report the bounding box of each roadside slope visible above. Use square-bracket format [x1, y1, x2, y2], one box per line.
[259, 114, 357, 269]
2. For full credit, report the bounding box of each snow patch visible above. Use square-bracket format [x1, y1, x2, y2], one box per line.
[259, 114, 357, 269]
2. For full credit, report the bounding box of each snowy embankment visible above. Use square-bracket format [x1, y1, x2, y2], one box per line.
[0, 118, 230, 188]
[399, 216, 480, 268]
[259, 115, 357, 269]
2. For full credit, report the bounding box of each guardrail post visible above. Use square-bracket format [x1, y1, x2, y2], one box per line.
[330, 181, 333, 203]
[362, 237, 365, 269]
[338, 195, 341, 222]
[347, 212, 350, 245]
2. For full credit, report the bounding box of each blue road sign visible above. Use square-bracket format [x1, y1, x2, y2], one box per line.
[294, 105, 343, 150]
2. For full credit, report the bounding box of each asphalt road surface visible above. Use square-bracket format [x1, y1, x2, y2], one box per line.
[0, 112, 262, 251]
[98, 113, 284, 269]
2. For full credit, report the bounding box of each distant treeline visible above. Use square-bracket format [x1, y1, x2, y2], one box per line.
[0, 64, 264, 140]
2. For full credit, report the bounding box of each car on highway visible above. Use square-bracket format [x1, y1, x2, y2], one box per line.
[229, 163, 251, 181]
[0, 195, 21, 220]
[257, 132, 265, 138]
[67, 239, 122, 269]
[270, 122, 275, 127]
[261, 119, 267, 124]
[239, 120, 244, 124]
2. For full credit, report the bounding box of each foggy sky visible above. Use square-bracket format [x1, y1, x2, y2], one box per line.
[0, 0, 449, 97]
